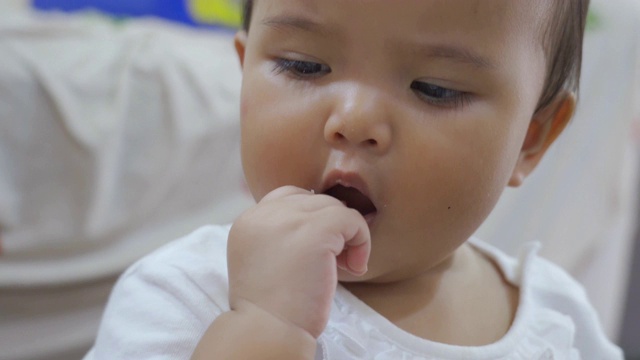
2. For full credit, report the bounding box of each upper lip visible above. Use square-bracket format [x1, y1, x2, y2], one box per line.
[320, 170, 372, 200]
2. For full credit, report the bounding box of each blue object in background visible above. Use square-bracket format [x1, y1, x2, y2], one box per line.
[32, 0, 237, 29]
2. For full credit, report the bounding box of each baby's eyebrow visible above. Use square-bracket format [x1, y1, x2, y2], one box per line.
[412, 44, 498, 70]
[262, 15, 329, 36]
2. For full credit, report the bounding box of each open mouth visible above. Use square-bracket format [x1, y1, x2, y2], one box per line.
[323, 184, 378, 218]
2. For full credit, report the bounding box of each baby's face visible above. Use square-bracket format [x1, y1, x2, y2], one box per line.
[237, 0, 549, 282]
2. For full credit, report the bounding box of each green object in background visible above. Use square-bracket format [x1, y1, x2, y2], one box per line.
[188, 0, 242, 28]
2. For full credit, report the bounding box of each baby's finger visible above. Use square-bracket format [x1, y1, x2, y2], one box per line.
[336, 238, 370, 276]
[335, 211, 371, 276]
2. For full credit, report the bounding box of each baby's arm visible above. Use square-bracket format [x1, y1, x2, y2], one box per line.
[192, 186, 371, 359]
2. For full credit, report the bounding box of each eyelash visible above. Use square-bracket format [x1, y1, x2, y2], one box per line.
[410, 81, 471, 109]
[273, 59, 331, 78]
[272, 58, 471, 109]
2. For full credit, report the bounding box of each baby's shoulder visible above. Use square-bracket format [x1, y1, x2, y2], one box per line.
[116, 224, 232, 306]
[127, 224, 231, 275]
[88, 225, 233, 358]
[515, 244, 623, 359]
[470, 239, 623, 359]
[525, 253, 589, 306]
[471, 239, 590, 309]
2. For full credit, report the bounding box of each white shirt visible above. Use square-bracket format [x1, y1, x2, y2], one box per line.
[85, 225, 623, 360]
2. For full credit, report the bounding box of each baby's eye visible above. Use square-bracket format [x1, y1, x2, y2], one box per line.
[410, 81, 470, 108]
[273, 59, 331, 78]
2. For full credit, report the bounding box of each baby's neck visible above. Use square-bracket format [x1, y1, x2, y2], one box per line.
[341, 243, 519, 346]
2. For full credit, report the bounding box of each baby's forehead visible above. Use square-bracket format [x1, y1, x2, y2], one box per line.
[253, 0, 551, 37]
[253, 0, 550, 58]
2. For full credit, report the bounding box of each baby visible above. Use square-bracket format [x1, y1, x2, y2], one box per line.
[86, 0, 623, 359]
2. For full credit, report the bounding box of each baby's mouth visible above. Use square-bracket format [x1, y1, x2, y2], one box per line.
[323, 184, 378, 219]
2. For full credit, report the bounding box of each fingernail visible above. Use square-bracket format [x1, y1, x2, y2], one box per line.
[349, 263, 367, 276]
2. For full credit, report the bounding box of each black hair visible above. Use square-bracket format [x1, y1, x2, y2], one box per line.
[536, 0, 590, 111]
[242, 0, 254, 32]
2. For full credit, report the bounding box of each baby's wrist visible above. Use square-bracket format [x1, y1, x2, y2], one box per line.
[193, 298, 317, 359]
[231, 298, 318, 354]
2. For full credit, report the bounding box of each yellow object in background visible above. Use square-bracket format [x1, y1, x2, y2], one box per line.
[188, 0, 242, 28]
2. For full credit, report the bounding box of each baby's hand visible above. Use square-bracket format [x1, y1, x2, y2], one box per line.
[227, 185, 371, 339]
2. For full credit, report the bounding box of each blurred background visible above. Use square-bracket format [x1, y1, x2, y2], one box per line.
[0, 1, 638, 359]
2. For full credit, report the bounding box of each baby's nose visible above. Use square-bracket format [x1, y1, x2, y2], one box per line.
[323, 84, 393, 154]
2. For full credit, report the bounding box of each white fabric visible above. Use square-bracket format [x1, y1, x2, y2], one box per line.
[0, 13, 250, 286]
[0, 12, 253, 360]
[85, 225, 622, 360]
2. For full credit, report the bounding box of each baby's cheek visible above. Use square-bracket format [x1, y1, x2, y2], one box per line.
[241, 140, 300, 200]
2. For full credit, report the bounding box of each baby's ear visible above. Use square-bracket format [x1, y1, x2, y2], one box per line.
[234, 30, 248, 68]
[508, 92, 576, 187]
